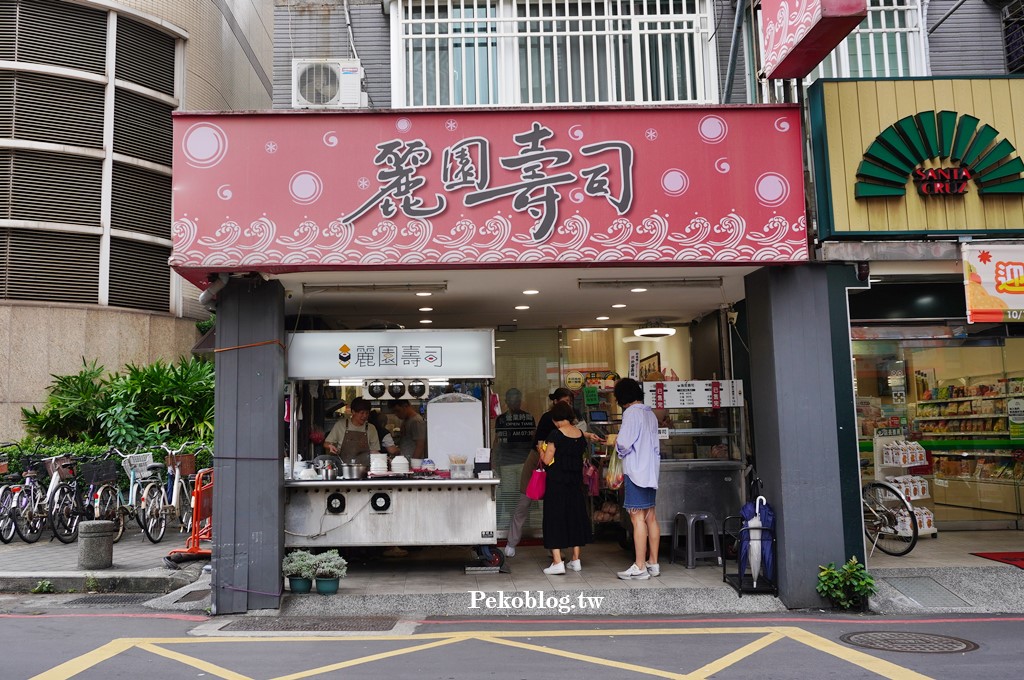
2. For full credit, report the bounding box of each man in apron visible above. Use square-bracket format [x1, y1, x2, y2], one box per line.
[325, 397, 381, 466]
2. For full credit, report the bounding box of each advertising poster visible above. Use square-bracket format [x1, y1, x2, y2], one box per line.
[962, 243, 1024, 323]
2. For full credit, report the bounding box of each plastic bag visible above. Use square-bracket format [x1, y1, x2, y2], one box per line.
[604, 454, 624, 490]
[582, 459, 600, 497]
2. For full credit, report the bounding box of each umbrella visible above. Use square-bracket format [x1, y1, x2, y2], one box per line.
[738, 495, 776, 587]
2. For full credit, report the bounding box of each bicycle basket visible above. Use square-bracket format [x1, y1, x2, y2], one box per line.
[166, 453, 197, 478]
[122, 452, 155, 479]
[81, 459, 120, 486]
[44, 455, 74, 480]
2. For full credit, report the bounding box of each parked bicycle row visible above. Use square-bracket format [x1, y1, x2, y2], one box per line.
[0, 441, 210, 546]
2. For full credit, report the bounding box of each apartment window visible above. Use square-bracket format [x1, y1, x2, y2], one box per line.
[815, 0, 926, 78]
[398, 0, 717, 107]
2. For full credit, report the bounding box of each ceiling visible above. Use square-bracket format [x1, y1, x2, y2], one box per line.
[274, 265, 757, 332]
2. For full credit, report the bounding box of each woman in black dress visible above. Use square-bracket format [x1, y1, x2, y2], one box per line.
[539, 401, 598, 574]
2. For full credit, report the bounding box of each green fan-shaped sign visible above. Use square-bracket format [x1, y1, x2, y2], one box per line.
[855, 111, 1024, 198]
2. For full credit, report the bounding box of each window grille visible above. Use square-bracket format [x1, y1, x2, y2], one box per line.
[1006, 0, 1024, 74]
[813, 0, 926, 79]
[398, 0, 717, 107]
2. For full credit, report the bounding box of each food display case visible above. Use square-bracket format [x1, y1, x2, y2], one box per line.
[283, 329, 503, 559]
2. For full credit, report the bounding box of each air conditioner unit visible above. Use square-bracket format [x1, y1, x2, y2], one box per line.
[292, 59, 366, 109]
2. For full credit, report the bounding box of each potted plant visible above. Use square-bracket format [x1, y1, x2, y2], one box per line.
[313, 549, 348, 595]
[281, 549, 317, 594]
[816, 556, 878, 611]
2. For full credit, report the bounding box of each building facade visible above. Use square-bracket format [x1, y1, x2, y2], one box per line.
[0, 0, 273, 441]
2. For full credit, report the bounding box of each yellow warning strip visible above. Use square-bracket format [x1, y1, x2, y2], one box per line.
[137, 642, 253, 680]
[480, 634, 690, 679]
[270, 635, 467, 680]
[684, 632, 785, 679]
[777, 627, 934, 680]
[29, 639, 137, 680]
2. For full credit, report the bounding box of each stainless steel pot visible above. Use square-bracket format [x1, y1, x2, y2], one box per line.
[350, 464, 367, 479]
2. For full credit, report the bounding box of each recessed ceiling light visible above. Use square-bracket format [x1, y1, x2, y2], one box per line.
[596, 316, 609, 321]
[572, 338, 581, 342]
[418, 307, 433, 312]
[515, 305, 530, 310]
[416, 292, 432, 297]
[631, 288, 647, 293]
[496, 338, 507, 342]
[612, 304, 626, 308]
[523, 290, 539, 295]
[580, 327, 608, 332]
[419, 319, 432, 324]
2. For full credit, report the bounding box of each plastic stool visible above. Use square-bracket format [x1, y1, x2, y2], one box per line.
[670, 512, 722, 569]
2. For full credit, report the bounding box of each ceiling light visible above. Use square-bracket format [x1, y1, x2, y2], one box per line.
[580, 327, 608, 332]
[634, 319, 676, 338]
[631, 288, 647, 293]
[523, 290, 539, 295]
[622, 336, 660, 344]
[596, 316, 609, 321]
[579, 277, 723, 290]
[416, 292, 432, 297]
[515, 305, 530, 310]
[612, 304, 626, 308]
[496, 338, 507, 342]
[419, 307, 433, 312]
[420, 319, 432, 324]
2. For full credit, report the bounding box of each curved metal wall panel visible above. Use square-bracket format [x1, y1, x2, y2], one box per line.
[116, 16, 176, 96]
[108, 237, 170, 312]
[7, 149, 102, 225]
[7, 72, 105, 147]
[17, 0, 107, 75]
[111, 162, 171, 240]
[0, 229, 99, 302]
[113, 88, 174, 167]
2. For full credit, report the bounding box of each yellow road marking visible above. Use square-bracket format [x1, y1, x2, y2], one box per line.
[685, 631, 785, 679]
[779, 627, 934, 680]
[137, 642, 253, 680]
[29, 639, 137, 680]
[270, 635, 466, 680]
[480, 635, 690, 679]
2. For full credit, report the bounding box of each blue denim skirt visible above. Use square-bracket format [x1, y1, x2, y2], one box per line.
[623, 475, 657, 510]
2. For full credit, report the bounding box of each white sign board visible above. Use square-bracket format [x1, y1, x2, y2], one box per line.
[286, 329, 495, 379]
[643, 380, 744, 408]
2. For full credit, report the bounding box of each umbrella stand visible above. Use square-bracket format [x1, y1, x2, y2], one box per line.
[721, 514, 779, 597]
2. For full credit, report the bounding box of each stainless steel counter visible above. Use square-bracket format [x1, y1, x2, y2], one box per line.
[284, 477, 500, 548]
[652, 459, 744, 533]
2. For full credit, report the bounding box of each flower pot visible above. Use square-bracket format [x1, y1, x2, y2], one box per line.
[315, 577, 340, 595]
[287, 576, 313, 594]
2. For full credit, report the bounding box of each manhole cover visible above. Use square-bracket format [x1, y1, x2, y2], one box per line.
[840, 631, 979, 653]
[66, 594, 153, 606]
[222, 616, 398, 632]
[175, 589, 210, 603]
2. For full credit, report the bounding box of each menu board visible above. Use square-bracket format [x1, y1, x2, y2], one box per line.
[643, 380, 744, 408]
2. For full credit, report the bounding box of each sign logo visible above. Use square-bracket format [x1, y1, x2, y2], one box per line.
[338, 343, 351, 368]
[855, 110, 1024, 199]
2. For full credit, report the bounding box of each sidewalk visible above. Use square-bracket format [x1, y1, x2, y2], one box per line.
[0, 526, 1021, 616]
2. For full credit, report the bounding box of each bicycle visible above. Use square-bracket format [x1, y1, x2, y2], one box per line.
[11, 454, 73, 543]
[0, 443, 17, 543]
[862, 480, 919, 557]
[93, 447, 159, 543]
[50, 455, 121, 543]
[140, 442, 201, 543]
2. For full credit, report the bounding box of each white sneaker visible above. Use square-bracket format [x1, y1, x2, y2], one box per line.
[504, 546, 516, 558]
[617, 563, 650, 580]
[647, 563, 660, 577]
[543, 561, 566, 575]
[567, 559, 581, 572]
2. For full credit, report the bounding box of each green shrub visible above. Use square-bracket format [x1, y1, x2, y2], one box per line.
[816, 557, 878, 610]
[314, 550, 348, 579]
[282, 550, 318, 580]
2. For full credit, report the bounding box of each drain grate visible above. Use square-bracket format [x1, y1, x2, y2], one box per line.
[222, 616, 398, 632]
[840, 631, 979, 654]
[175, 589, 210, 603]
[66, 594, 153, 606]
[883, 576, 971, 607]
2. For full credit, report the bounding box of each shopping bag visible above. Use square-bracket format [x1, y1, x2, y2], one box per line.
[604, 454, 624, 490]
[525, 467, 547, 500]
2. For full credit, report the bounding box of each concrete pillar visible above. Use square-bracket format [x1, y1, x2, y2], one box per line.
[743, 264, 864, 609]
[78, 521, 115, 570]
[211, 277, 285, 614]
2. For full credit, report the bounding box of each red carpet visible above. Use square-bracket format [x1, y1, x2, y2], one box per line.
[970, 552, 1024, 569]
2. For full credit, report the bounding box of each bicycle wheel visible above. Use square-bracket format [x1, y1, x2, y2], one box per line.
[142, 482, 167, 543]
[0, 486, 15, 544]
[111, 506, 126, 543]
[14, 491, 44, 543]
[176, 480, 194, 534]
[133, 482, 147, 530]
[50, 483, 80, 543]
[862, 481, 918, 557]
[95, 484, 119, 521]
